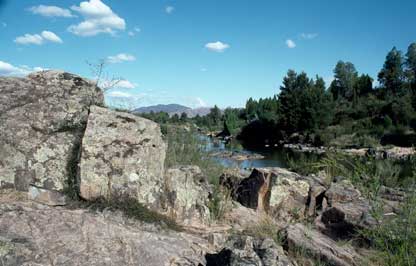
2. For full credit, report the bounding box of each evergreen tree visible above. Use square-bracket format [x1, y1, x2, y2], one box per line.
[405, 43, 416, 109]
[355, 74, 373, 97]
[378, 47, 404, 95]
[329, 61, 358, 101]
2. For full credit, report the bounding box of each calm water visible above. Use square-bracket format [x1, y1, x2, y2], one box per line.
[200, 135, 414, 180]
[200, 135, 315, 169]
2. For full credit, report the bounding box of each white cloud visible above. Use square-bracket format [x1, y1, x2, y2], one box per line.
[107, 53, 136, 63]
[194, 97, 208, 107]
[107, 91, 132, 98]
[115, 80, 137, 89]
[128, 27, 141, 36]
[14, 34, 44, 45]
[68, 0, 126, 37]
[165, 6, 175, 14]
[286, 39, 296, 48]
[0, 60, 44, 76]
[205, 41, 230, 52]
[14, 31, 63, 45]
[300, 33, 318, 40]
[41, 31, 63, 43]
[28, 5, 74, 18]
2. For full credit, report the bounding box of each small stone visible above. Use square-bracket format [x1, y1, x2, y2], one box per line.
[28, 185, 68, 206]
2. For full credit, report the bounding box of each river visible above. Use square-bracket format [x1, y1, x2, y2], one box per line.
[200, 135, 319, 169]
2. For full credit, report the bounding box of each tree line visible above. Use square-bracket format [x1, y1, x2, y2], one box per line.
[198, 43, 416, 148]
[140, 43, 416, 148]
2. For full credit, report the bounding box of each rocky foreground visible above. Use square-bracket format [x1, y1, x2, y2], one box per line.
[0, 71, 407, 265]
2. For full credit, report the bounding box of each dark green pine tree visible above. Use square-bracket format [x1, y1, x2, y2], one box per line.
[378, 47, 404, 96]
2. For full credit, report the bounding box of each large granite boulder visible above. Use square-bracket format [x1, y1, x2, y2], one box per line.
[164, 166, 212, 225]
[0, 196, 208, 266]
[80, 106, 166, 208]
[0, 71, 103, 192]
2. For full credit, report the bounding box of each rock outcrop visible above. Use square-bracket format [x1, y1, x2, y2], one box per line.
[317, 180, 376, 239]
[0, 196, 208, 266]
[80, 106, 166, 208]
[229, 168, 311, 221]
[164, 166, 212, 225]
[0, 71, 103, 192]
[206, 235, 293, 266]
[285, 223, 362, 266]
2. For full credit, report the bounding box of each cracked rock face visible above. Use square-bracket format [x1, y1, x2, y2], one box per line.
[164, 166, 212, 225]
[80, 106, 166, 208]
[0, 71, 104, 191]
[0, 200, 207, 266]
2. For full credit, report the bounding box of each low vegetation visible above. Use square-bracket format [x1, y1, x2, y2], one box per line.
[80, 195, 181, 231]
[288, 152, 416, 266]
[162, 125, 232, 221]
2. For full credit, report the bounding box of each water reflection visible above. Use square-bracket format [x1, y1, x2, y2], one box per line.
[200, 135, 298, 169]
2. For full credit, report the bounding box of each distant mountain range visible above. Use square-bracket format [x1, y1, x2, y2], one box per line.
[133, 104, 211, 118]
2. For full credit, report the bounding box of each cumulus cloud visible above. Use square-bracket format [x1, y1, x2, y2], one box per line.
[286, 39, 296, 48]
[14, 34, 43, 45]
[205, 41, 230, 52]
[300, 33, 318, 40]
[0, 60, 44, 76]
[68, 0, 126, 37]
[41, 31, 63, 43]
[28, 5, 74, 18]
[165, 6, 174, 14]
[14, 31, 63, 45]
[107, 53, 136, 63]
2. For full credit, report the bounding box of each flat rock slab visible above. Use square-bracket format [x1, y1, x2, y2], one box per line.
[0, 71, 103, 191]
[0, 200, 207, 266]
[80, 106, 166, 207]
[285, 223, 362, 266]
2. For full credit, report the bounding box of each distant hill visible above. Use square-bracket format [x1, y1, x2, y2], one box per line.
[133, 104, 190, 114]
[133, 104, 211, 118]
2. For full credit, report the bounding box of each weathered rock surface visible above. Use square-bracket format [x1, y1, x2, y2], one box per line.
[28, 185, 68, 206]
[0, 198, 209, 266]
[231, 168, 310, 221]
[285, 223, 362, 266]
[319, 180, 376, 239]
[164, 166, 211, 225]
[0, 71, 103, 192]
[268, 168, 310, 221]
[80, 106, 166, 208]
[206, 235, 293, 266]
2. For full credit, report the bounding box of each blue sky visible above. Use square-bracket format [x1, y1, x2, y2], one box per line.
[0, 0, 415, 108]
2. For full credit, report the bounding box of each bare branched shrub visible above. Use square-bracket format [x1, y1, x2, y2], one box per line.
[86, 59, 123, 92]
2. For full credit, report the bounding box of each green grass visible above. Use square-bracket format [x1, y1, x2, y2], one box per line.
[244, 216, 285, 246]
[289, 151, 416, 266]
[163, 125, 230, 221]
[361, 188, 416, 266]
